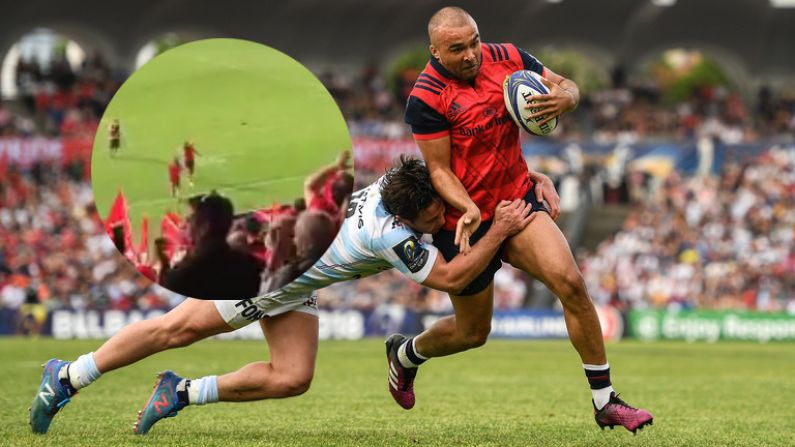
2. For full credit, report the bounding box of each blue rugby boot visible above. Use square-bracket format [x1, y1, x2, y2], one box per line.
[133, 370, 187, 435]
[29, 359, 77, 434]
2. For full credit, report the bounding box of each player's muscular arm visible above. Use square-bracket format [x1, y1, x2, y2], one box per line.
[416, 136, 481, 253]
[421, 199, 535, 294]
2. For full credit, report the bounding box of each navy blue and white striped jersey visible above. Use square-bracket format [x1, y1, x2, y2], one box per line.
[261, 177, 439, 300]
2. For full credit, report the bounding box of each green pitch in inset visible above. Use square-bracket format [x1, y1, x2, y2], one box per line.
[91, 38, 350, 253]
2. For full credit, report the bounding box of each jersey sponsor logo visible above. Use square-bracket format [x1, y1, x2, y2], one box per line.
[458, 112, 512, 137]
[457, 112, 513, 137]
[234, 298, 267, 321]
[392, 236, 429, 273]
[346, 189, 368, 219]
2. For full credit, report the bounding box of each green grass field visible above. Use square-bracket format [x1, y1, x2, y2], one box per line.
[2, 338, 794, 446]
[91, 39, 350, 251]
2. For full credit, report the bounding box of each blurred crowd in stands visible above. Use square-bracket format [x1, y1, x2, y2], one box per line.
[1, 50, 794, 321]
[0, 160, 182, 317]
[4, 53, 119, 139]
[580, 147, 795, 313]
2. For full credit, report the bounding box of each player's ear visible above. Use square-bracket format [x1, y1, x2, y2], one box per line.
[429, 45, 440, 60]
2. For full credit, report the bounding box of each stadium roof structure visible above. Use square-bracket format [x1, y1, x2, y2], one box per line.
[2, 0, 794, 92]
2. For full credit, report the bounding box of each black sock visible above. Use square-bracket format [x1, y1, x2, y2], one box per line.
[404, 337, 427, 367]
[584, 366, 611, 390]
[176, 379, 191, 405]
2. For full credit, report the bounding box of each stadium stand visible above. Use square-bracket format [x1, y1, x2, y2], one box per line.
[1, 37, 794, 333]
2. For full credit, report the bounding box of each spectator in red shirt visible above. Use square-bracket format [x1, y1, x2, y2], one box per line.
[303, 150, 353, 225]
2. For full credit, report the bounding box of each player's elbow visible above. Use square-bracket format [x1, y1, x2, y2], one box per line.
[440, 272, 467, 295]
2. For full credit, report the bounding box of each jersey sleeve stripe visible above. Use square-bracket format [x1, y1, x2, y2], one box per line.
[415, 79, 444, 91]
[494, 43, 505, 61]
[418, 73, 446, 89]
[485, 43, 497, 61]
[413, 84, 441, 96]
[497, 44, 509, 61]
[412, 129, 449, 140]
[495, 43, 505, 61]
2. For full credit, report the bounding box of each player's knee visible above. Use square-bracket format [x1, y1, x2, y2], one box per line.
[275, 373, 313, 397]
[554, 271, 589, 307]
[461, 325, 490, 349]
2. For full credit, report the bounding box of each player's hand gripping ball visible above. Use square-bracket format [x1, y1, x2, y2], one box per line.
[503, 70, 559, 136]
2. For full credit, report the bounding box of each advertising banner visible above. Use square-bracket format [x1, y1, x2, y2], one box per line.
[3, 307, 622, 341]
[628, 309, 795, 342]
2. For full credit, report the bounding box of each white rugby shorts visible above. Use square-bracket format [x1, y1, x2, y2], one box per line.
[214, 292, 318, 329]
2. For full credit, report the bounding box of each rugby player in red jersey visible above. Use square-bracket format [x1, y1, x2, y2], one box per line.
[386, 6, 652, 433]
[168, 157, 182, 198]
[182, 140, 200, 186]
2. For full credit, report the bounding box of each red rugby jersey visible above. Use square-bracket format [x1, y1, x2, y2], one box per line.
[183, 144, 196, 162]
[168, 162, 181, 183]
[405, 43, 547, 230]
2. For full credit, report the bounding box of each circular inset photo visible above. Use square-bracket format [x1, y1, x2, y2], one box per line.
[92, 38, 353, 300]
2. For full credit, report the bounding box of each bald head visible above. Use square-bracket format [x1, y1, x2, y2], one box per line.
[427, 7, 482, 81]
[428, 7, 476, 44]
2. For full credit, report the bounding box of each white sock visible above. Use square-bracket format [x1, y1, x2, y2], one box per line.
[184, 376, 219, 406]
[59, 352, 102, 390]
[583, 363, 613, 410]
[592, 386, 614, 410]
[397, 342, 414, 368]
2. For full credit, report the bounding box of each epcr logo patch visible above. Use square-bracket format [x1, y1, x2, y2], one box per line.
[403, 240, 416, 260]
[392, 235, 429, 273]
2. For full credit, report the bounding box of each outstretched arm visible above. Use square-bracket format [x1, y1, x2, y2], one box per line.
[422, 199, 535, 294]
[303, 150, 350, 203]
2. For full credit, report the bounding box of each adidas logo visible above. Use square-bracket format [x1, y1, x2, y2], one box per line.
[447, 101, 465, 119]
[388, 361, 399, 390]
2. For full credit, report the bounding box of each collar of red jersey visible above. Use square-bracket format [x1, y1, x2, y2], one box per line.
[430, 57, 455, 80]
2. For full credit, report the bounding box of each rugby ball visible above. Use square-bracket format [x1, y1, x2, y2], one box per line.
[503, 70, 558, 136]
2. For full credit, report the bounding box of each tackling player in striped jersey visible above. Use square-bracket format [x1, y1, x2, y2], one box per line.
[29, 156, 535, 435]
